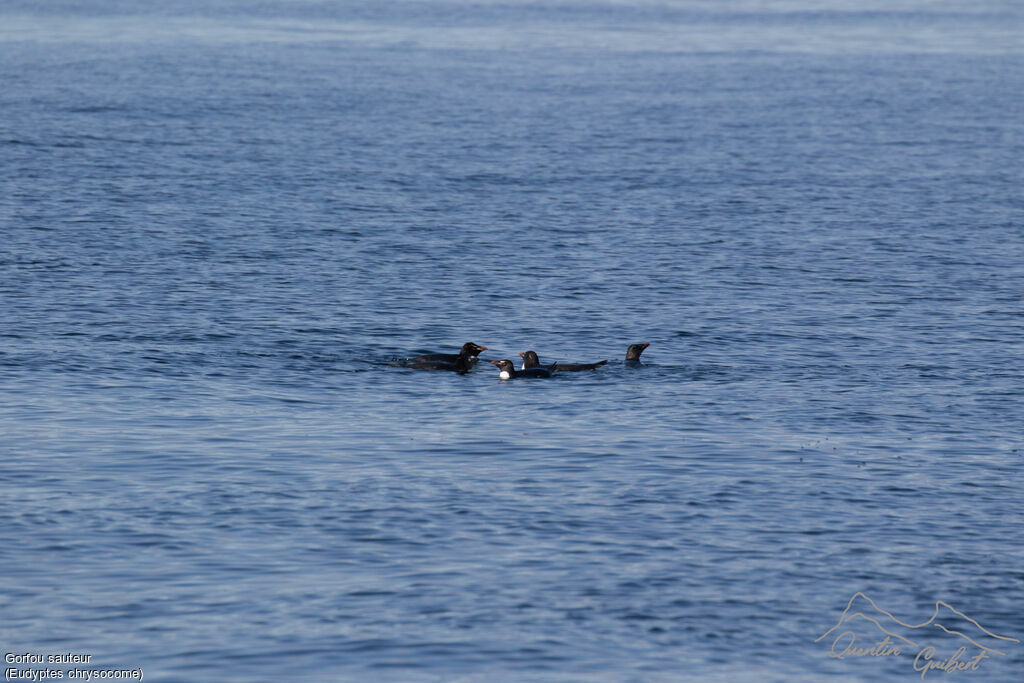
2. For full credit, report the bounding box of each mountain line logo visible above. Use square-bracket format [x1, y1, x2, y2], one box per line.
[815, 592, 1019, 679]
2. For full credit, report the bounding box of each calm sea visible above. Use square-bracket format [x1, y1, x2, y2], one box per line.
[2, 1, 1023, 680]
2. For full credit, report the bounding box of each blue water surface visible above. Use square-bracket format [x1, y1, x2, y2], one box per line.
[2, 1, 1023, 680]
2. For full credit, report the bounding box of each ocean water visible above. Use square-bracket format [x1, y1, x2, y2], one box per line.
[2, 1, 1023, 680]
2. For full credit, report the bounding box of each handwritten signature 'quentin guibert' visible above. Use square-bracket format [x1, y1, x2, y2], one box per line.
[816, 592, 1019, 679]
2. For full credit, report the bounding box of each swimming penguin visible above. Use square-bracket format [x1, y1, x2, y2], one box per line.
[391, 342, 486, 372]
[398, 355, 473, 374]
[393, 342, 487, 366]
[519, 350, 607, 372]
[491, 359, 553, 379]
[625, 342, 650, 365]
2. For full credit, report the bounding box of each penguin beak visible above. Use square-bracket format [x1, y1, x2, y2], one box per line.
[518, 352, 525, 358]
